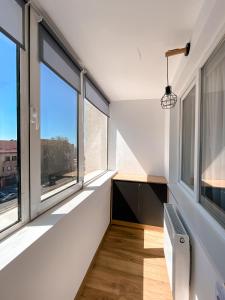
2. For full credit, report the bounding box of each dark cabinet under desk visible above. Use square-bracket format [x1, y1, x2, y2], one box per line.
[112, 177, 167, 227]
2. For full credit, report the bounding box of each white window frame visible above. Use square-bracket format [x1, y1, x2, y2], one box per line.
[0, 4, 29, 240]
[83, 98, 109, 184]
[178, 77, 200, 202]
[177, 42, 225, 209]
[198, 38, 225, 228]
[195, 70, 202, 203]
[0, 4, 110, 241]
[29, 8, 83, 219]
[170, 31, 225, 279]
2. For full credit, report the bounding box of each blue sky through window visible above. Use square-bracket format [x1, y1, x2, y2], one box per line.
[40, 63, 77, 145]
[0, 31, 77, 145]
[0, 32, 17, 141]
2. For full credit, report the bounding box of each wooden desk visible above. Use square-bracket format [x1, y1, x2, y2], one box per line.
[112, 173, 167, 228]
[202, 179, 225, 189]
[112, 173, 167, 184]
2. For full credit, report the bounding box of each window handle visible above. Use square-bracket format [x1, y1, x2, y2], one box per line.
[30, 106, 39, 131]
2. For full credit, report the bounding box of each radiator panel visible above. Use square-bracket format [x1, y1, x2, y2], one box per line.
[164, 204, 190, 300]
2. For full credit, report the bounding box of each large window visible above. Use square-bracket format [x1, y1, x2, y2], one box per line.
[0, 31, 20, 232]
[83, 79, 109, 182]
[29, 18, 82, 217]
[84, 99, 108, 181]
[181, 86, 196, 190]
[200, 39, 225, 228]
[0, 4, 110, 239]
[40, 63, 78, 197]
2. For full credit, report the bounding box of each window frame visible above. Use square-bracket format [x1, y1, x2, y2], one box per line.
[178, 38, 225, 221]
[198, 38, 225, 228]
[178, 78, 196, 196]
[178, 77, 200, 202]
[0, 4, 110, 241]
[29, 8, 83, 219]
[0, 4, 29, 240]
[39, 63, 80, 202]
[83, 97, 109, 184]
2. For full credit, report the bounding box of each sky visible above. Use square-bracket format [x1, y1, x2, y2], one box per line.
[0, 31, 17, 140]
[0, 31, 77, 145]
[40, 63, 77, 145]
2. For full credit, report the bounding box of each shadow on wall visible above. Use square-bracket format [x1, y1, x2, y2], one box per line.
[109, 99, 166, 176]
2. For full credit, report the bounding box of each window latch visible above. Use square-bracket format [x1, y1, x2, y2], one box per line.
[30, 106, 39, 131]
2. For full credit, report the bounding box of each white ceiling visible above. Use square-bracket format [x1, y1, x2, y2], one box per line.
[35, 0, 203, 101]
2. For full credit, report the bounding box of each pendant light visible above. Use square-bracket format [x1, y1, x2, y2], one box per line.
[161, 42, 191, 109]
[161, 57, 177, 109]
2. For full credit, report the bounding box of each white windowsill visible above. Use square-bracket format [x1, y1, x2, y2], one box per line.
[0, 170, 116, 271]
[41, 178, 78, 201]
[84, 169, 108, 185]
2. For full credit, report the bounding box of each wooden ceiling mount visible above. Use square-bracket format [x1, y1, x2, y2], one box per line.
[165, 42, 191, 57]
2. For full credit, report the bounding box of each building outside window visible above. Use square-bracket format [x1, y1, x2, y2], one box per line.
[0, 32, 20, 231]
[40, 63, 78, 196]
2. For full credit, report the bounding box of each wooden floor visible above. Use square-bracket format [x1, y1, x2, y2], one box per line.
[77, 224, 172, 300]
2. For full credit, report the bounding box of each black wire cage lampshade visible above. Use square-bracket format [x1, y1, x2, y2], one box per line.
[161, 42, 191, 109]
[161, 57, 177, 109]
[161, 85, 177, 109]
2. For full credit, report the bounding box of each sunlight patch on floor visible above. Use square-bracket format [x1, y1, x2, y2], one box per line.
[143, 257, 172, 300]
[144, 228, 163, 249]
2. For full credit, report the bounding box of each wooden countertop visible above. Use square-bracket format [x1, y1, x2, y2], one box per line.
[112, 173, 167, 184]
[202, 179, 225, 189]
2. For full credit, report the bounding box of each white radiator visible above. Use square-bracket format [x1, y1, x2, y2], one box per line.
[164, 204, 190, 300]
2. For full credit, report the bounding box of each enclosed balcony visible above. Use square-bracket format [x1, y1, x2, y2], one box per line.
[0, 1, 225, 300]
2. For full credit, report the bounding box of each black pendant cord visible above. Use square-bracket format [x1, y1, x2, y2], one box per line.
[167, 56, 169, 86]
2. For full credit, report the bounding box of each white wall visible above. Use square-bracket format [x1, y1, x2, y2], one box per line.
[168, 1, 225, 299]
[0, 175, 112, 300]
[109, 99, 165, 177]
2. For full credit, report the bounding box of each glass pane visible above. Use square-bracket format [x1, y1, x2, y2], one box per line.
[84, 99, 107, 181]
[200, 41, 225, 228]
[40, 63, 78, 197]
[0, 32, 20, 231]
[181, 86, 195, 189]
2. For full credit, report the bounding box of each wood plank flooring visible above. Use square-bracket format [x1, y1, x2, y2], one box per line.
[76, 225, 172, 300]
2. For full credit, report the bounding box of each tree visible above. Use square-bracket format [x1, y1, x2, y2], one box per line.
[41, 137, 77, 185]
